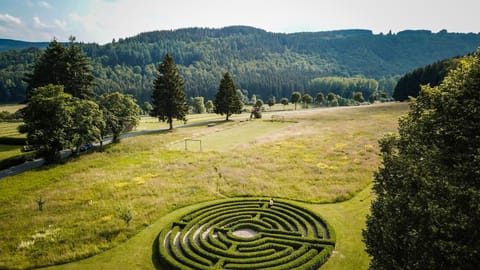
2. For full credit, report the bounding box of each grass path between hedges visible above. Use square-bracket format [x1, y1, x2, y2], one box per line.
[46, 186, 373, 270]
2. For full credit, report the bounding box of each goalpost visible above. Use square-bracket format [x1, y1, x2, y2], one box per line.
[184, 139, 203, 151]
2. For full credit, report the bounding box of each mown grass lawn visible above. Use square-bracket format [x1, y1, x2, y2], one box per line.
[0, 102, 408, 269]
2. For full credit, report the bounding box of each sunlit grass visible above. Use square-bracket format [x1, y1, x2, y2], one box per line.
[0, 102, 408, 269]
[0, 121, 24, 138]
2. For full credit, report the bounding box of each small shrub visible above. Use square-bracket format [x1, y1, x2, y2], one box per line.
[116, 204, 134, 226]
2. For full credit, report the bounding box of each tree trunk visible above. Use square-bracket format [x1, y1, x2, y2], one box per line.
[168, 117, 173, 130]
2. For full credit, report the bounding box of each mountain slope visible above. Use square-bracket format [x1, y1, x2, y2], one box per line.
[0, 39, 50, 52]
[1, 26, 480, 103]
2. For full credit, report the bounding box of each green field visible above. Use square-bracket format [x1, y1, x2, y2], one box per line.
[0, 102, 409, 269]
[0, 121, 24, 139]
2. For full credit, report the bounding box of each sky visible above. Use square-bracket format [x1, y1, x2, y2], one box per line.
[0, 0, 479, 44]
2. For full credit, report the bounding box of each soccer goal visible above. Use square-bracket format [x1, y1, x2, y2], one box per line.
[184, 139, 203, 151]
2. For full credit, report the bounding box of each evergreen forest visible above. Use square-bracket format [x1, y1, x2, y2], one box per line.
[1, 26, 480, 103]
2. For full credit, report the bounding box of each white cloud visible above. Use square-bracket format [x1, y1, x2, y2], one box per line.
[54, 19, 67, 29]
[68, 13, 82, 22]
[0, 13, 22, 25]
[33, 16, 48, 29]
[38, 1, 52, 9]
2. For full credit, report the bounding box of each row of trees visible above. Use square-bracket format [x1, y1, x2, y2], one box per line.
[150, 53, 242, 127]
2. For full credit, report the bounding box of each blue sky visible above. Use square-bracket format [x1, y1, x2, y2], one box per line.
[1, 0, 479, 44]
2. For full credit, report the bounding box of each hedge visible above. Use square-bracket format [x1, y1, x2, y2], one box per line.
[157, 198, 335, 269]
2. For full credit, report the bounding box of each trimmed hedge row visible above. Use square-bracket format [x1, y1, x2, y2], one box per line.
[157, 198, 335, 270]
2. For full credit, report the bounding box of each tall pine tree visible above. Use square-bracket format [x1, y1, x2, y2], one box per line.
[151, 53, 188, 130]
[363, 50, 480, 269]
[24, 39, 65, 100]
[214, 72, 242, 120]
[24, 37, 95, 100]
[63, 37, 95, 99]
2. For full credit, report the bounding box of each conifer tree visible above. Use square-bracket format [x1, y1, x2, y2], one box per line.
[63, 37, 95, 99]
[24, 37, 95, 100]
[214, 72, 242, 120]
[150, 53, 188, 130]
[24, 39, 66, 100]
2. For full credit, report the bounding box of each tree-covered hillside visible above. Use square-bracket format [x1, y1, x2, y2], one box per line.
[1, 26, 480, 103]
[393, 57, 462, 101]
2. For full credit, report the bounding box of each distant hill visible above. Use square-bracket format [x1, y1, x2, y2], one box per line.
[1, 26, 480, 103]
[0, 39, 50, 52]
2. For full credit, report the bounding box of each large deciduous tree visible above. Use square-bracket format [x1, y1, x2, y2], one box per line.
[214, 72, 242, 120]
[99, 92, 140, 144]
[19, 84, 104, 162]
[19, 85, 73, 163]
[69, 98, 104, 153]
[363, 50, 480, 269]
[150, 53, 188, 130]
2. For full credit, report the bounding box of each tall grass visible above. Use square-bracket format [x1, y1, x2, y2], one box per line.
[0, 103, 408, 269]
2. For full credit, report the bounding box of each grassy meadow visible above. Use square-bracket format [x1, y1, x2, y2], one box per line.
[0, 102, 409, 269]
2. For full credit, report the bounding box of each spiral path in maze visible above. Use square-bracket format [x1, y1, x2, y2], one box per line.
[157, 198, 335, 270]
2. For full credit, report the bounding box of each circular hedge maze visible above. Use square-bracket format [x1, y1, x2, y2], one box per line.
[157, 198, 335, 270]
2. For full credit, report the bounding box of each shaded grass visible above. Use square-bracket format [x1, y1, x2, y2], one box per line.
[0, 102, 408, 269]
[0, 144, 22, 160]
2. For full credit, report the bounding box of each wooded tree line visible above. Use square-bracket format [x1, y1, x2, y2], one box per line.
[1, 26, 480, 103]
[393, 57, 462, 101]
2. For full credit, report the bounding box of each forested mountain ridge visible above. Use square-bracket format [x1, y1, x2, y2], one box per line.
[1, 26, 480, 103]
[0, 39, 50, 52]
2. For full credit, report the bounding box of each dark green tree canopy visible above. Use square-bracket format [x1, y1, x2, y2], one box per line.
[364, 49, 480, 269]
[150, 53, 188, 129]
[24, 38, 95, 100]
[393, 57, 461, 101]
[24, 40, 65, 100]
[19, 84, 73, 162]
[214, 72, 242, 120]
[63, 38, 95, 99]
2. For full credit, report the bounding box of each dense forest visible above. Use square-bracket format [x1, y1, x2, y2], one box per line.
[392, 57, 462, 101]
[1, 26, 480, 103]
